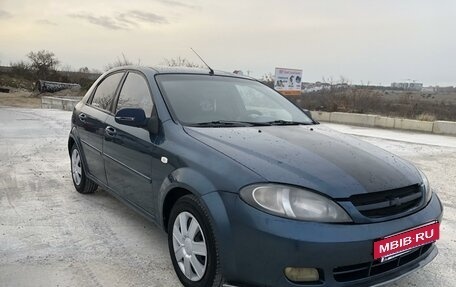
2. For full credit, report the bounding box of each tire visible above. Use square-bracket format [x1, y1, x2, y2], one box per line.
[70, 144, 97, 194]
[167, 195, 223, 287]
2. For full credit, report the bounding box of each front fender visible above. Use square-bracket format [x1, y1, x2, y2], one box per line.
[157, 167, 218, 228]
[200, 191, 238, 282]
[165, 167, 218, 195]
[158, 174, 238, 282]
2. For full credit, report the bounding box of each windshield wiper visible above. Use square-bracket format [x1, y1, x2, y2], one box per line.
[190, 120, 267, 127]
[264, 120, 313, 126]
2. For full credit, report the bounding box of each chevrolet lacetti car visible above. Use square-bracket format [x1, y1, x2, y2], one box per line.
[68, 66, 443, 287]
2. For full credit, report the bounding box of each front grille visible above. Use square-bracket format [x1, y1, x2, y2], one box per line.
[333, 243, 432, 282]
[350, 185, 423, 218]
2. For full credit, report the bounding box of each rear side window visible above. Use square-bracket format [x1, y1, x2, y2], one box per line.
[116, 72, 153, 116]
[91, 72, 124, 111]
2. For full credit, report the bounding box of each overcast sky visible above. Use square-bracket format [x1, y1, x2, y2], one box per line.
[0, 0, 455, 85]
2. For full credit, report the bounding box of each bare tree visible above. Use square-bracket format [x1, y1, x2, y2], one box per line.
[260, 72, 274, 82]
[260, 73, 274, 88]
[9, 60, 33, 79]
[60, 64, 73, 72]
[105, 53, 133, 71]
[322, 76, 334, 85]
[78, 67, 90, 73]
[339, 76, 351, 85]
[27, 50, 59, 78]
[162, 56, 202, 68]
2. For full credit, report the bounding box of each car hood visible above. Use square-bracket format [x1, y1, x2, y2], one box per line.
[184, 125, 422, 198]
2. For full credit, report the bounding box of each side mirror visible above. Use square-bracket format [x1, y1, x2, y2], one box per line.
[115, 108, 147, 127]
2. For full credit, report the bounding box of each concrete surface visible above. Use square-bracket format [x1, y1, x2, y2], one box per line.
[433, 121, 456, 136]
[311, 110, 456, 136]
[374, 115, 396, 129]
[41, 96, 81, 111]
[394, 118, 434, 133]
[311, 111, 331, 122]
[1, 107, 455, 287]
[325, 123, 456, 148]
[330, 112, 376, 127]
[0, 107, 180, 287]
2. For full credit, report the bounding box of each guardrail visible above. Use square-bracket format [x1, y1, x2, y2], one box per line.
[311, 111, 456, 136]
[41, 96, 81, 111]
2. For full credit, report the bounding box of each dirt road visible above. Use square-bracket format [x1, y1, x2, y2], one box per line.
[0, 91, 41, 108]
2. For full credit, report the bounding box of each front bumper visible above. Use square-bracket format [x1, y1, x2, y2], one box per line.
[202, 192, 443, 287]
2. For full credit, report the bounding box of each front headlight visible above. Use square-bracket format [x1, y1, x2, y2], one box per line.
[418, 169, 432, 203]
[240, 184, 352, 223]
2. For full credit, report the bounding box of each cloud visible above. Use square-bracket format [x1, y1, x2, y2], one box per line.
[155, 0, 198, 9]
[36, 19, 58, 26]
[121, 10, 167, 24]
[69, 10, 168, 30]
[116, 14, 139, 27]
[69, 13, 127, 30]
[0, 9, 12, 19]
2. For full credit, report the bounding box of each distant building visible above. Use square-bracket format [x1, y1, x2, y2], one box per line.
[409, 83, 423, 90]
[422, 86, 436, 93]
[333, 83, 349, 90]
[301, 82, 331, 93]
[391, 82, 423, 91]
[435, 86, 456, 93]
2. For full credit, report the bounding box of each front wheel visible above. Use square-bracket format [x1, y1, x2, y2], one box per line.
[167, 195, 223, 287]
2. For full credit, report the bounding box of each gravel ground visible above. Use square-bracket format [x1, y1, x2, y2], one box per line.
[0, 91, 41, 108]
[0, 107, 454, 287]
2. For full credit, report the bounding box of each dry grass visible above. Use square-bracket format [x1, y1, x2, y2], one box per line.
[416, 113, 436, 121]
[298, 87, 456, 122]
[0, 74, 35, 90]
[0, 87, 84, 109]
[0, 91, 41, 108]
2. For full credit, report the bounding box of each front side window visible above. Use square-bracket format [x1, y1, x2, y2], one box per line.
[156, 74, 313, 126]
[91, 72, 124, 111]
[116, 72, 153, 116]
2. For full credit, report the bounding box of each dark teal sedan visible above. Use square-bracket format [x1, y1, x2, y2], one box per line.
[68, 66, 442, 287]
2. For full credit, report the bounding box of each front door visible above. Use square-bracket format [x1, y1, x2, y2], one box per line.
[103, 71, 158, 216]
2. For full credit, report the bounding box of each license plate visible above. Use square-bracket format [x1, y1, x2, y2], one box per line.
[373, 221, 440, 261]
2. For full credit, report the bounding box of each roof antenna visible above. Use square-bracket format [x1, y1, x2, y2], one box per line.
[191, 48, 214, 75]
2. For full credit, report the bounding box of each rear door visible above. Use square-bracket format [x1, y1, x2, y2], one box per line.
[76, 72, 124, 184]
[103, 71, 158, 215]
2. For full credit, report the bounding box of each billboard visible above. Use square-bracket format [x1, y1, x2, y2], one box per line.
[274, 67, 302, 96]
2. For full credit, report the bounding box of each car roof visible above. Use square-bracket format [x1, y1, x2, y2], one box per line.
[106, 65, 254, 80]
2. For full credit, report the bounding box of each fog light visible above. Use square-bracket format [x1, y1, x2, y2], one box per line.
[284, 267, 319, 282]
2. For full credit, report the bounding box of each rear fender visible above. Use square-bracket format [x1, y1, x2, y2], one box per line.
[67, 127, 90, 178]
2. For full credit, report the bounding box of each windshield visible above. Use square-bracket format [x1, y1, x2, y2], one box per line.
[156, 74, 313, 126]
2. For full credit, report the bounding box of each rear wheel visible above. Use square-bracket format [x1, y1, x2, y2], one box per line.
[168, 195, 223, 287]
[70, 144, 97, 194]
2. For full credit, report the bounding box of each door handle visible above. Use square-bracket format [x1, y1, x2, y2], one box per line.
[78, 113, 87, 122]
[105, 126, 117, 137]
